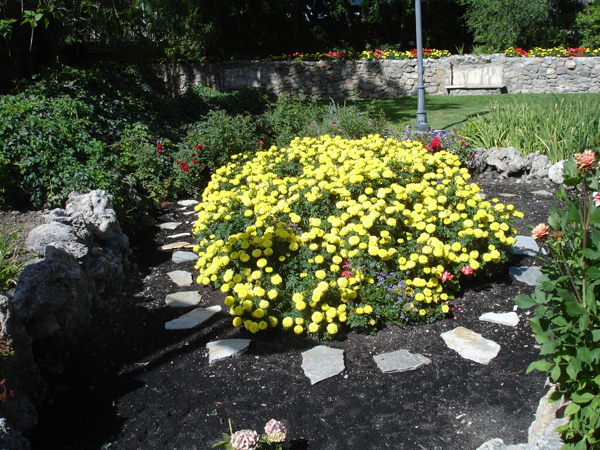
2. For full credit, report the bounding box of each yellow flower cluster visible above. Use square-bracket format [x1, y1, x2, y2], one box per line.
[192, 135, 522, 335]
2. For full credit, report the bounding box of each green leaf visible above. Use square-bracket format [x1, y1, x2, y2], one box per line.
[582, 248, 600, 260]
[587, 265, 600, 280]
[551, 315, 568, 327]
[567, 357, 582, 380]
[551, 363, 562, 381]
[591, 330, 600, 342]
[540, 340, 558, 355]
[526, 359, 553, 374]
[568, 201, 583, 224]
[565, 402, 581, 415]
[566, 300, 585, 316]
[513, 293, 536, 309]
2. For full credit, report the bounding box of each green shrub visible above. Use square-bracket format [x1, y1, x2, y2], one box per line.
[576, 1, 600, 49]
[115, 123, 180, 203]
[193, 135, 523, 337]
[262, 94, 391, 148]
[179, 110, 260, 175]
[461, 97, 600, 163]
[261, 93, 326, 148]
[514, 150, 600, 449]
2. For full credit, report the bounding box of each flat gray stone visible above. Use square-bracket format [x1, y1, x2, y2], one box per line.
[498, 193, 516, 198]
[172, 251, 198, 263]
[373, 349, 431, 373]
[479, 312, 520, 327]
[168, 232, 191, 239]
[165, 291, 202, 307]
[167, 270, 193, 286]
[160, 241, 194, 250]
[207, 339, 251, 364]
[158, 222, 182, 230]
[301, 346, 345, 385]
[157, 213, 175, 222]
[532, 190, 552, 197]
[513, 235, 539, 256]
[476, 439, 506, 450]
[178, 200, 199, 207]
[183, 211, 197, 216]
[441, 327, 501, 365]
[165, 305, 221, 330]
[510, 266, 542, 286]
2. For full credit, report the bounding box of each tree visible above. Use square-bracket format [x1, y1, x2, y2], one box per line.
[576, 0, 600, 48]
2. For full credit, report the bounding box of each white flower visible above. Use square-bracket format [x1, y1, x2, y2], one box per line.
[231, 429, 260, 450]
[264, 419, 286, 443]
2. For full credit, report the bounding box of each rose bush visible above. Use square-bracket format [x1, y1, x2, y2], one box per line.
[193, 135, 523, 337]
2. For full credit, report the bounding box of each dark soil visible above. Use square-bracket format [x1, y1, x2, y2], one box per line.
[21, 175, 560, 450]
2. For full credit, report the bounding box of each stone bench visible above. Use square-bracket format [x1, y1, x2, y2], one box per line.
[445, 84, 507, 95]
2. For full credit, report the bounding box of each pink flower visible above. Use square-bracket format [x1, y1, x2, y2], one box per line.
[574, 150, 596, 172]
[231, 430, 259, 450]
[460, 266, 473, 275]
[532, 223, 550, 241]
[594, 192, 600, 207]
[264, 419, 286, 443]
[441, 271, 454, 282]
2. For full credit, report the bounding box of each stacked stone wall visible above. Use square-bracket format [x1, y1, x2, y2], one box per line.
[153, 54, 600, 99]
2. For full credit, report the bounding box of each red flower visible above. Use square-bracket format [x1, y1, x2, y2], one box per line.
[441, 271, 454, 282]
[192, 159, 196, 164]
[191, 153, 196, 157]
[460, 266, 473, 275]
[332, 121, 337, 125]
[195, 144, 202, 150]
[429, 137, 441, 149]
[157, 148, 162, 154]
[342, 270, 353, 279]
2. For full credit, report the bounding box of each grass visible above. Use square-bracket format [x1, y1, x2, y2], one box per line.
[337, 93, 600, 132]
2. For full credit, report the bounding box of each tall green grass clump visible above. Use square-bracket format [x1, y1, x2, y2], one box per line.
[461, 97, 600, 163]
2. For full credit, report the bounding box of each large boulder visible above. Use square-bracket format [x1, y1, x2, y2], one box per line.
[486, 147, 528, 176]
[11, 246, 94, 375]
[548, 160, 566, 185]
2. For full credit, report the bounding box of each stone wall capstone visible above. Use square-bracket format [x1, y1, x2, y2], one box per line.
[153, 54, 600, 99]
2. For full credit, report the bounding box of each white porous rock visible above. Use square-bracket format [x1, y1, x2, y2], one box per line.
[548, 160, 566, 185]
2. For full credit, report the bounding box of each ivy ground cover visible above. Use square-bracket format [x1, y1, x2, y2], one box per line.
[193, 135, 523, 337]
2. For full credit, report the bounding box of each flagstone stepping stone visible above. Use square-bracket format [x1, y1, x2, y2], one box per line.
[301, 346, 345, 385]
[157, 213, 175, 222]
[532, 190, 553, 197]
[499, 193, 516, 198]
[168, 232, 191, 239]
[165, 305, 221, 330]
[158, 222, 182, 230]
[183, 211, 197, 216]
[509, 266, 542, 286]
[440, 327, 501, 365]
[373, 349, 431, 373]
[160, 241, 194, 251]
[513, 235, 539, 256]
[165, 291, 202, 307]
[178, 199, 199, 207]
[172, 251, 198, 263]
[479, 312, 520, 327]
[207, 339, 251, 364]
[167, 270, 193, 286]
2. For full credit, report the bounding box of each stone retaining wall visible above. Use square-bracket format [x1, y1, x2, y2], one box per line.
[153, 54, 600, 99]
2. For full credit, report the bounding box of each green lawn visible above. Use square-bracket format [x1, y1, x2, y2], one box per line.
[349, 93, 600, 132]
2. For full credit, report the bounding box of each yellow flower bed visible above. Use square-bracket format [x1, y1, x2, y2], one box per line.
[192, 135, 522, 336]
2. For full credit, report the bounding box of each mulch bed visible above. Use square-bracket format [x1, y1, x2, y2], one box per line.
[25, 175, 559, 450]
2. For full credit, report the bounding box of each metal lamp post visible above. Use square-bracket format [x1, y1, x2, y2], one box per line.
[414, 0, 430, 131]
